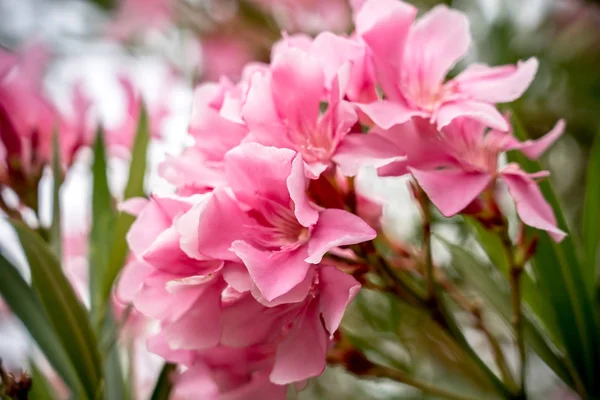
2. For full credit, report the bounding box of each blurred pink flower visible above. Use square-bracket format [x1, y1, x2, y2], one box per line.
[108, 0, 173, 40]
[200, 36, 257, 82]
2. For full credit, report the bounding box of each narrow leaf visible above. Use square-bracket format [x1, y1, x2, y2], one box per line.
[102, 106, 150, 304]
[29, 361, 58, 400]
[444, 239, 573, 387]
[0, 252, 84, 397]
[582, 134, 600, 290]
[149, 363, 176, 400]
[12, 221, 102, 399]
[50, 131, 63, 261]
[89, 129, 117, 323]
[508, 116, 600, 394]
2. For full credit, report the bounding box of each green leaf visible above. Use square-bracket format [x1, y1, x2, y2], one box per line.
[101, 106, 150, 305]
[88, 0, 116, 11]
[149, 363, 176, 400]
[49, 131, 63, 261]
[0, 252, 84, 397]
[29, 361, 58, 400]
[12, 221, 102, 399]
[89, 129, 117, 323]
[508, 116, 600, 394]
[582, 134, 600, 290]
[443, 238, 573, 387]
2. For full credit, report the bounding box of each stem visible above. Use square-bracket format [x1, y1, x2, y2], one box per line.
[501, 230, 526, 398]
[329, 348, 478, 400]
[438, 274, 518, 392]
[420, 193, 435, 301]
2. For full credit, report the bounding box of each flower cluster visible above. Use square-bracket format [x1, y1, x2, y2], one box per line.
[120, 0, 565, 398]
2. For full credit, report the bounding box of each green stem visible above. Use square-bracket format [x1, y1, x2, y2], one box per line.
[500, 230, 526, 398]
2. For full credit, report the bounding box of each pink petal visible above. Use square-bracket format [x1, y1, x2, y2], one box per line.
[403, 5, 470, 94]
[288, 154, 319, 227]
[436, 100, 508, 131]
[225, 143, 296, 207]
[252, 268, 315, 307]
[116, 259, 152, 302]
[126, 199, 171, 257]
[505, 119, 565, 160]
[222, 262, 253, 293]
[271, 47, 324, 134]
[356, 100, 426, 130]
[355, 0, 417, 100]
[500, 170, 566, 242]
[164, 279, 226, 350]
[318, 266, 361, 334]
[309, 32, 364, 88]
[270, 301, 328, 384]
[306, 208, 376, 264]
[453, 58, 538, 103]
[231, 241, 311, 302]
[409, 167, 492, 217]
[333, 132, 406, 176]
[221, 294, 279, 347]
[242, 72, 288, 147]
[118, 197, 148, 216]
[173, 362, 219, 400]
[177, 189, 249, 262]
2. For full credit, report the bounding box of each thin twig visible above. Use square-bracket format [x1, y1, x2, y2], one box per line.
[438, 273, 518, 391]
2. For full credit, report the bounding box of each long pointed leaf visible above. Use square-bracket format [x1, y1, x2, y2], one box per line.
[444, 239, 573, 387]
[12, 221, 102, 399]
[89, 129, 116, 323]
[29, 361, 58, 400]
[582, 134, 600, 292]
[149, 363, 176, 400]
[0, 252, 84, 397]
[50, 131, 62, 261]
[102, 107, 149, 304]
[508, 116, 600, 394]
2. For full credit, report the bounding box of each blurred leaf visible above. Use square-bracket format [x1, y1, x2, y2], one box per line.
[443, 238, 573, 387]
[508, 116, 600, 394]
[0, 252, 84, 397]
[102, 106, 150, 304]
[344, 289, 502, 399]
[102, 309, 127, 400]
[12, 221, 102, 399]
[87, 0, 116, 11]
[466, 218, 560, 344]
[150, 363, 176, 400]
[89, 129, 117, 324]
[29, 361, 58, 400]
[582, 134, 600, 290]
[49, 131, 62, 261]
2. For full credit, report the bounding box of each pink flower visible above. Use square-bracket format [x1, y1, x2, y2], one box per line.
[243, 43, 403, 178]
[105, 76, 171, 157]
[200, 36, 257, 82]
[251, 0, 352, 34]
[176, 143, 375, 302]
[377, 117, 566, 242]
[108, 0, 173, 40]
[160, 76, 251, 194]
[354, 0, 538, 131]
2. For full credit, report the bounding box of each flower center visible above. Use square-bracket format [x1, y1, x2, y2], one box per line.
[246, 198, 310, 251]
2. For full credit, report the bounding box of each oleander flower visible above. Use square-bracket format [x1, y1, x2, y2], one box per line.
[354, 0, 538, 131]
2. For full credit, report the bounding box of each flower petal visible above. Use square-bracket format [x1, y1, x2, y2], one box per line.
[306, 208, 376, 264]
[500, 169, 566, 242]
[409, 167, 492, 217]
[333, 132, 406, 176]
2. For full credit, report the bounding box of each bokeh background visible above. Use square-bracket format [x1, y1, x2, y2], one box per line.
[0, 0, 598, 398]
